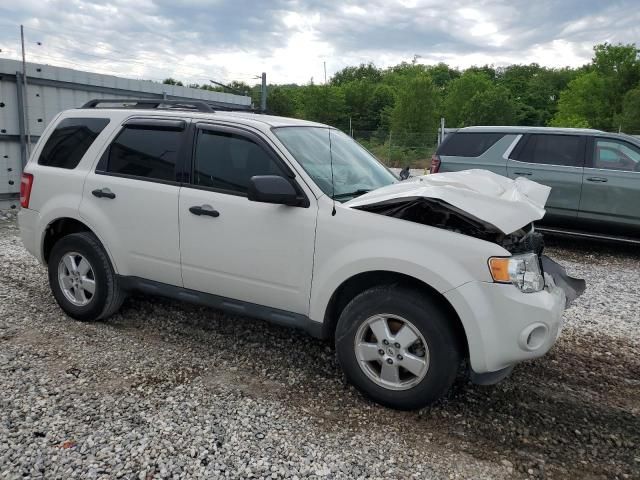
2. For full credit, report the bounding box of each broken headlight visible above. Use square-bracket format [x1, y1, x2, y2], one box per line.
[489, 253, 544, 293]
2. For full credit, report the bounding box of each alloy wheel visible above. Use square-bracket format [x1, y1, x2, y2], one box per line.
[354, 314, 430, 391]
[57, 252, 96, 307]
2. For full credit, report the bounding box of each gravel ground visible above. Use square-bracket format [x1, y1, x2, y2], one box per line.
[0, 216, 638, 479]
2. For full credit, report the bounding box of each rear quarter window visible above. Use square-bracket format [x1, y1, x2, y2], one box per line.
[38, 118, 110, 169]
[437, 132, 505, 157]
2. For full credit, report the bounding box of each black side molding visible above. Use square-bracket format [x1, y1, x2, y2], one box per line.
[117, 276, 326, 339]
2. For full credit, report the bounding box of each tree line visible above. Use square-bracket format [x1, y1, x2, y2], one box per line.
[164, 43, 639, 166]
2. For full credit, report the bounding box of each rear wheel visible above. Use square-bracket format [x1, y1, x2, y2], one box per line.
[335, 285, 461, 410]
[48, 232, 125, 321]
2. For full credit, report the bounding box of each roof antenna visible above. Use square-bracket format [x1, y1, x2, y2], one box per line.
[329, 128, 336, 216]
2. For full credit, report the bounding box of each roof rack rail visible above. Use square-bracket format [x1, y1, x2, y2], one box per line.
[81, 98, 215, 113]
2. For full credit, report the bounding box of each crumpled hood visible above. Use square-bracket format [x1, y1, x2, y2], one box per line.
[345, 169, 551, 235]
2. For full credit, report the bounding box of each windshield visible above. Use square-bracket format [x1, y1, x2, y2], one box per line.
[273, 126, 397, 200]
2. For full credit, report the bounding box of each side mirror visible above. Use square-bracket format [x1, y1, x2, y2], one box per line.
[248, 175, 300, 206]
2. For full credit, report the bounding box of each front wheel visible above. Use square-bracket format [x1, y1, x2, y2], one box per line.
[335, 285, 462, 410]
[48, 232, 125, 321]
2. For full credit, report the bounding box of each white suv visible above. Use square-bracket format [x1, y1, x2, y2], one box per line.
[18, 99, 584, 410]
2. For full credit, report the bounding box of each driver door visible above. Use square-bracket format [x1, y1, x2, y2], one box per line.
[178, 123, 318, 315]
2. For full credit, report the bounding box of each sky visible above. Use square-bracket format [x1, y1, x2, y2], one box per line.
[0, 0, 638, 86]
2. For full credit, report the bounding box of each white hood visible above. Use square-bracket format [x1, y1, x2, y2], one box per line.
[345, 169, 551, 234]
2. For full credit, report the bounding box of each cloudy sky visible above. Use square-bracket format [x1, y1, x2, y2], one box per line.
[0, 0, 638, 86]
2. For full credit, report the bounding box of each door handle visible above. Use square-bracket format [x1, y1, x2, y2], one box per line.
[189, 205, 220, 217]
[92, 188, 116, 199]
[586, 177, 608, 183]
[513, 171, 532, 176]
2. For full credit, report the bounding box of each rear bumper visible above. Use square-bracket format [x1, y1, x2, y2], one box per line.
[17, 208, 43, 263]
[444, 277, 566, 375]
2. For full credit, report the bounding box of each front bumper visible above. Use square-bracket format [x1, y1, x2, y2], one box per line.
[444, 255, 583, 376]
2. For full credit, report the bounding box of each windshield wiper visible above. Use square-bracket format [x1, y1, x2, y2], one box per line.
[332, 189, 371, 200]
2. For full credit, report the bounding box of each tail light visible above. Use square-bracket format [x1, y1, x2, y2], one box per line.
[429, 154, 441, 174]
[20, 173, 34, 208]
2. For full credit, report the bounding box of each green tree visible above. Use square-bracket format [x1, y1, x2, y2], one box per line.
[331, 63, 382, 86]
[267, 86, 298, 117]
[462, 86, 516, 125]
[370, 84, 395, 135]
[593, 43, 640, 93]
[495, 64, 577, 125]
[443, 72, 492, 126]
[342, 80, 376, 131]
[162, 78, 184, 86]
[382, 62, 429, 88]
[523, 67, 578, 125]
[465, 65, 497, 81]
[617, 87, 640, 133]
[390, 75, 439, 146]
[341, 80, 396, 134]
[298, 85, 347, 128]
[550, 71, 611, 129]
[425, 63, 461, 88]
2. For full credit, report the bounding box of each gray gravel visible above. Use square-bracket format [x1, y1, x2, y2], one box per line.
[0, 217, 638, 479]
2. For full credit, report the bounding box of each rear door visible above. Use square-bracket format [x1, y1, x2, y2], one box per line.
[507, 133, 586, 223]
[80, 117, 187, 286]
[578, 136, 640, 233]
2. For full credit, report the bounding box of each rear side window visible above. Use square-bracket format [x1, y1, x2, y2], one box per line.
[437, 133, 505, 157]
[514, 134, 584, 167]
[38, 117, 109, 169]
[106, 126, 183, 181]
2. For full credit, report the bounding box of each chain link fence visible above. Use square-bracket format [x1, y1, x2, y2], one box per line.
[352, 130, 440, 170]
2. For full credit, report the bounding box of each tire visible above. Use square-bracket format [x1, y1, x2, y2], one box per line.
[335, 284, 461, 410]
[48, 232, 125, 321]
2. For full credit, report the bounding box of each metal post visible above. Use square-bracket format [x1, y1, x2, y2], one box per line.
[439, 117, 445, 145]
[260, 72, 267, 113]
[388, 131, 392, 163]
[20, 25, 32, 156]
[323, 61, 327, 84]
[15, 71, 27, 168]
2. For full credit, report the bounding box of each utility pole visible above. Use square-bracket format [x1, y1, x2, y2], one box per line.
[260, 72, 267, 113]
[20, 25, 32, 155]
[323, 61, 327, 84]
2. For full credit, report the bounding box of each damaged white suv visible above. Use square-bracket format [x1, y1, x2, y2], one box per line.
[18, 99, 584, 410]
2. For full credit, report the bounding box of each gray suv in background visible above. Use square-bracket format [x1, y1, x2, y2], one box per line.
[431, 127, 640, 242]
